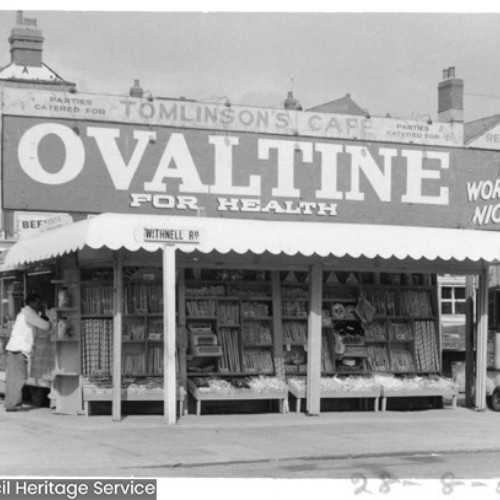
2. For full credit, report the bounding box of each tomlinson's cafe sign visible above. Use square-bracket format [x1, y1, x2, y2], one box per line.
[3, 87, 500, 230]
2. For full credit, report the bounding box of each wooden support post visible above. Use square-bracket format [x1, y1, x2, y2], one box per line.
[112, 251, 124, 422]
[176, 269, 187, 415]
[163, 245, 177, 424]
[475, 267, 489, 411]
[306, 262, 323, 416]
[465, 276, 475, 408]
[271, 272, 284, 361]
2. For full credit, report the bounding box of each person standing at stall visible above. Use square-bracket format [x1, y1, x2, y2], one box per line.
[4, 293, 52, 411]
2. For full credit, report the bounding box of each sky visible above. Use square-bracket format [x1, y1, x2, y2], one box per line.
[1, 5, 500, 122]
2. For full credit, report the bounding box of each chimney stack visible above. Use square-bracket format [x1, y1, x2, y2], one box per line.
[9, 11, 44, 67]
[129, 79, 144, 98]
[438, 66, 463, 122]
[284, 91, 302, 111]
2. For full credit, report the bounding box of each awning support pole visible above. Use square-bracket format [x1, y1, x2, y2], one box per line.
[475, 267, 489, 411]
[112, 250, 124, 422]
[465, 276, 475, 408]
[163, 245, 177, 424]
[306, 262, 323, 416]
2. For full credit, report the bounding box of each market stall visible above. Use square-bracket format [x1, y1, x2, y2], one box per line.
[2, 213, 499, 422]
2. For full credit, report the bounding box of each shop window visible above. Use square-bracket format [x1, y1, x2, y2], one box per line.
[441, 285, 466, 315]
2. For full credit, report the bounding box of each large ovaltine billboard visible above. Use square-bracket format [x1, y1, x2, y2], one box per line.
[3, 114, 500, 229]
[2, 88, 500, 230]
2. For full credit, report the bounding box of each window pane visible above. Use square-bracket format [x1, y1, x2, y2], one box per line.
[441, 303, 452, 314]
[441, 287, 452, 299]
[455, 302, 466, 315]
[454, 287, 466, 299]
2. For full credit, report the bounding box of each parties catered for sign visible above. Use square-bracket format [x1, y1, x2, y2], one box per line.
[2, 87, 463, 146]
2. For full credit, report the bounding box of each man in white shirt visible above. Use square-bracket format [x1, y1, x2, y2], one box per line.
[4, 293, 52, 411]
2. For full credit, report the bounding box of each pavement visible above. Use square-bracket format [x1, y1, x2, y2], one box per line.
[1, 397, 500, 477]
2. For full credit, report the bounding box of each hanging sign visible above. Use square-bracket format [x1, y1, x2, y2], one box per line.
[14, 212, 73, 239]
[135, 226, 201, 244]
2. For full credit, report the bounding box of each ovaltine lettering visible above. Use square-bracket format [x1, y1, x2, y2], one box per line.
[16, 124, 451, 206]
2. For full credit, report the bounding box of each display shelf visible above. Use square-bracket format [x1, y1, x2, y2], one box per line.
[122, 372, 163, 377]
[187, 371, 265, 377]
[379, 386, 458, 411]
[81, 314, 113, 318]
[52, 259, 83, 415]
[241, 316, 272, 320]
[322, 298, 357, 303]
[53, 371, 79, 377]
[184, 270, 277, 380]
[238, 297, 272, 301]
[82, 386, 186, 416]
[319, 271, 441, 378]
[187, 379, 288, 416]
[243, 343, 274, 348]
[288, 382, 381, 413]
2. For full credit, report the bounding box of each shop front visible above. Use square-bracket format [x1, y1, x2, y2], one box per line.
[2, 87, 500, 423]
[3, 214, 500, 422]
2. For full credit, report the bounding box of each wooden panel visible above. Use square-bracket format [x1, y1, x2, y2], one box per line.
[52, 254, 83, 415]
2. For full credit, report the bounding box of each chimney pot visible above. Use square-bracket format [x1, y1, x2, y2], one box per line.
[284, 90, 302, 111]
[129, 79, 144, 98]
[438, 67, 463, 122]
[9, 12, 44, 67]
